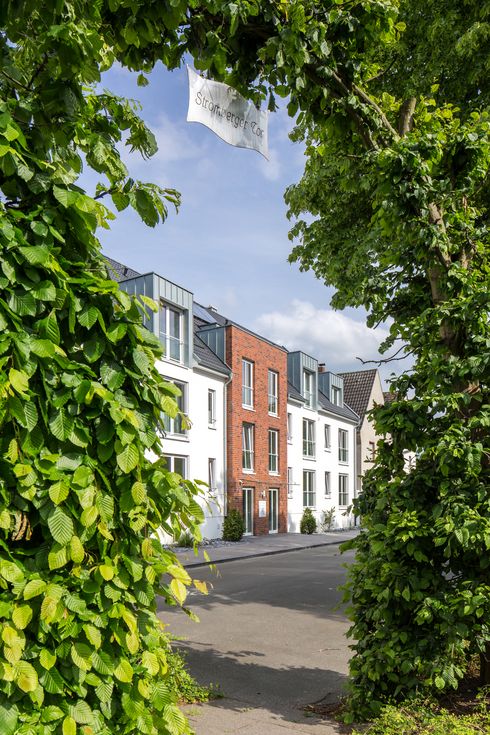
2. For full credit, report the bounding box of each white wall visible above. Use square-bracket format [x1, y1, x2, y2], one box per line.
[287, 400, 357, 532]
[358, 371, 385, 484]
[157, 359, 227, 541]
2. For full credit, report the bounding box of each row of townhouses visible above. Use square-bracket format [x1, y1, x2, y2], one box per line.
[108, 258, 385, 538]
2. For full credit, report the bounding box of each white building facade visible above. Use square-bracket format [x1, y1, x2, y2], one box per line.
[286, 353, 358, 532]
[118, 270, 229, 540]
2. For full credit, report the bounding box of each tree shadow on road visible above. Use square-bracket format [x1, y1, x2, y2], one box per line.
[175, 640, 349, 730]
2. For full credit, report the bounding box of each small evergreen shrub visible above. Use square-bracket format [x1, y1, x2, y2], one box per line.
[176, 531, 195, 548]
[300, 507, 317, 534]
[222, 509, 245, 541]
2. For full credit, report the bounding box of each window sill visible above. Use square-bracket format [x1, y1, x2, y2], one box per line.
[339, 460, 349, 465]
[269, 471, 280, 477]
[242, 405, 255, 412]
[268, 412, 279, 418]
[164, 434, 189, 442]
[242, 469, 255, 475]
[324, 448, 331, 452]
[208, 425, 217, 430]
[302, 456, 316, 462]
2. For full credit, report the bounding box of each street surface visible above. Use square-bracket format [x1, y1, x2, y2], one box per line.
[159, 545, 355, 734]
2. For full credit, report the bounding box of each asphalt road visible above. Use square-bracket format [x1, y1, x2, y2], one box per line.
[159, 545, 355, 734]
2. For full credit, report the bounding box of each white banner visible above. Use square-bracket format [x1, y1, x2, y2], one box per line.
[187, 66, 269, 160]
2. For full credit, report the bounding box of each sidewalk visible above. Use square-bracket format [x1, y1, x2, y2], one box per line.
[173, 530, 359, 568]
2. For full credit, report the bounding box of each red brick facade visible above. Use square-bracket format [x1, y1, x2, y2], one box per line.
[225, 325, 288, 535]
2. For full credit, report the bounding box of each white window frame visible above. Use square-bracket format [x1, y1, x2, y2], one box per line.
[324, 424, 331, 450]
[303, 470, 316, 508]
[331, 385, 341, 406]
[287, 412, 293, 443]
[163, 380, 187, 436]
[268, 429, 279, 474]
[242, 359, 254, 408]
[268, 370, 279, 415]
[242, 423, 254, 472]
[160, 302, 184, 363]
[208, 389, 216, 427]
[303, 370, 314, 408]
[303, 418, 315, 457]
[324, 471, 331, 497]
[339, 428, 349, 463]
[208, 458, 216, 493]
[287, 467, 293, 499]
[163, 455, 188, 478]
[338, 474, 349, 506]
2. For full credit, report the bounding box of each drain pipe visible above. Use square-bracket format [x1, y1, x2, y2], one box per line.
[222, 369, 233, 519]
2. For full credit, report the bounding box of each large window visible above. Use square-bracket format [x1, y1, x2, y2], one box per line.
[163, 455, 187, 477]
[339, 429, 349, 463]
[303, 470, 316, 508]
[268, 429, 279, 473]
[160, 303, 183, 362]
[242, 423, 254, 471]
[163, 381, 187, 436]
[303, 370, 314, 408]
[324, 424, 331, 450]
[268, 370, 278, 415]
[242, 359, 254, 408]
[303, 419, 315, 457]
[338, 474, 349, 506]
[208, 389, 216, 427]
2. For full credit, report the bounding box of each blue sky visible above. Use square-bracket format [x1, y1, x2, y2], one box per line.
[88, 62, 391, 378]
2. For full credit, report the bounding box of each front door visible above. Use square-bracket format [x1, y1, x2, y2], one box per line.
[269, 488, 278, 533]
[243, 488, 253, 536]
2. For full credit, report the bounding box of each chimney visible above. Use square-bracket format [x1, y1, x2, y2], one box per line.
[207, 305, 217, 312]
[318, 363, 327, 373]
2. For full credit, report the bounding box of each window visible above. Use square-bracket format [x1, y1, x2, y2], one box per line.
[303, 370, 314, 408]
[208, 389, 216, 427]
[331, 385, 342, 406]
[368, 440, 376, 461]
[268, 370, 278, 415]
[163, 381, 187, 435]
[324, 424, 331, 450]
[303, 470, 315, 507]
[287, 467, 293, 499]
[242, 423, 254, 471]
[160, 303, 184, 362]
[268, 429, 279, 473]
[287, 413, 293, 442]
[324, 471, 331, 497]
[338, 474, 349, 506]
[163, 455, 187, 477]
[242, 359, 254, 408]
[339, 428, 349, 463]
[302, 419, 315, 457]
[208, 458, 216, 492]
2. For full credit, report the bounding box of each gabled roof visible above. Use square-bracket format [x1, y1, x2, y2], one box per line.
[318, 390, 359, 424]
[337, 369, 378, 422]
[105, 256, 141, 282]
[193, 303, 287, 352]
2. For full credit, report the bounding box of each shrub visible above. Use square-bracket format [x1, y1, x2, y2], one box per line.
[320, 507, 336, 532]
[300, 507, 317, 534]
[222, 509, 245, 541]
[176, 531, 195, 548]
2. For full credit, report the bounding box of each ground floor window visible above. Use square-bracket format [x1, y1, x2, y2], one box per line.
[303, 470, 315, 508]
[163, 455, 188, 478]
[338, 474, 349, 506]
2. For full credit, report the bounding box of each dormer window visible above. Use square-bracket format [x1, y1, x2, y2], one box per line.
[331, 385, 342, 406]
[160, 302, 184, 362]
[303, 370, 314, 408]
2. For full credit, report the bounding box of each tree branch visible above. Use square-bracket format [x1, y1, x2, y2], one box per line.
[398, 97, 417, 137]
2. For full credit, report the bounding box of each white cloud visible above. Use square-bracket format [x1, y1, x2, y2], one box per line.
[258, 146, 281, 181]
[253, 299, 389, 372]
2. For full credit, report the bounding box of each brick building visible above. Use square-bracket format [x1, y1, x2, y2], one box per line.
[198, 315, 288, 535]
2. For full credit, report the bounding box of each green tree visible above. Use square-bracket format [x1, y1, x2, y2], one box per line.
[2, 0, 489, 728]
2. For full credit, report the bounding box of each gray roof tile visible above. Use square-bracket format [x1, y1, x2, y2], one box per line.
[105, 256, 141, 282]
[318, 391, 359, 423]
[337, 369, 378, 422]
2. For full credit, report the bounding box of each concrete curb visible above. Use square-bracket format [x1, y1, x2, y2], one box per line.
[180, 537, 353, 569]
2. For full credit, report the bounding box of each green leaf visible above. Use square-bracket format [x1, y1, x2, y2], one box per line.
[142, 651, 159, 676]
[12, 605, 33, 630]
[0, 700, 18, 735]
[70, 536, 85, 564]
[23, 579, 47, 600]
[114, 658, 133, 682]
[40, 667, 65, 694]
[41, 706, 64, 723]
[9, 368, 29, 395]
[48, 507, 74, 545]
[49, 481, 70, 505]
[91, 650, 113, 676]
[116, 443, 139, 473]
[31, 280, 57, 301]
[71, 642, 93, 672]
[40, 649, 57, 670]
[95, 680, 113, 703]
[8, 290, 36, 316]
[18, 245, 51, 265]
[15, 661, 38, 692]
[38, 311, 60, 345]
[49, 409, 74, 441]
[62, 715, 77, 735]
[53, 185, 79, 208]
[48, 544, 68, 570]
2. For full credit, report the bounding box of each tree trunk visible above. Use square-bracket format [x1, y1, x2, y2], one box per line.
[480, 643, 490, 685]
